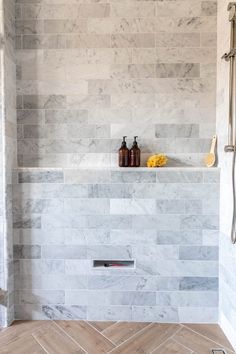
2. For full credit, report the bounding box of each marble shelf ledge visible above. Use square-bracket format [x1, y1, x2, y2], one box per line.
[15, 167, 220, 171]
[15, 166, 220, 184]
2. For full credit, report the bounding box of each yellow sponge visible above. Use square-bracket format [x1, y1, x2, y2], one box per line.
[147, 154, 168, 168]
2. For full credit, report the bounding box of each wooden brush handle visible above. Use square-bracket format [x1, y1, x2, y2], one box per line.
[210, 135, 217, 154]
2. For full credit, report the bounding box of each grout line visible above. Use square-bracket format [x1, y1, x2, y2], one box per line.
[52, 321, 89, 354]
[107, 322, 154, 353]
[149, 324, 183, 354]
[101, 320, 122, 333]
[31, 333, 51, 354]
[172, 337, 197, 354]
[85, 320, 117, 346]
[182, 324, 233, 353]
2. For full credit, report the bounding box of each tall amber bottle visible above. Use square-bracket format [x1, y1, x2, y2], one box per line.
[130, 136, 141, 167]
[119, 136, 129, 167]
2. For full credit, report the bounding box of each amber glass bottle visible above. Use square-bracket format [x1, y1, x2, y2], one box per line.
[119, 136, 129, 167]
[130, 136, 140, 167]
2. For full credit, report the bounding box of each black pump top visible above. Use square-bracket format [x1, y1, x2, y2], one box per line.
[132, 136, 139, 148]
[121, 136, 127, 148]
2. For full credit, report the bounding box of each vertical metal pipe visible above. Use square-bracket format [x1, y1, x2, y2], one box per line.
[228, 22, 234, 147]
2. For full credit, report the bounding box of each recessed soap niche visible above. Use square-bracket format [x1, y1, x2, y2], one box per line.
[93, 260, 135, 268]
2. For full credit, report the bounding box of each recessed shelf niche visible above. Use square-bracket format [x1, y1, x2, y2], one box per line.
[93, 260, 135, 268]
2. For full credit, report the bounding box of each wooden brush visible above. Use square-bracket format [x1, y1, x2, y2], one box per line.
[204, 135, 217, 167]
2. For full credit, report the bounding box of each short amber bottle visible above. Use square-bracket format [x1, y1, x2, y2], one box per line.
[130, 136, 141, 167]
[119, 136, 129, 167]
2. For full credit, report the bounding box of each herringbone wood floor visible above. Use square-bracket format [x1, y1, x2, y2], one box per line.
[0, 321, 234, 354]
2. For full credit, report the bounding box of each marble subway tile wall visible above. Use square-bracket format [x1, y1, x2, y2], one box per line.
[13, 168, 220, 321]
[217, 0, 236, 348]
[16, 0, 217, 167]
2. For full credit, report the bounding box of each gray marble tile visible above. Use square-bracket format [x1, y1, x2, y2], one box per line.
[23, 34, 66, 49]
[64, 198, 109, 215]
[179, 277, 218, 291]
[17, 110, 44, 124]
[62, 185, 89, 198]
[177, 184, 220, 199]
[44, 19, 87, 34]
[110, 199, 156, 215]
[14, 198, 63, 215]
[201, 1, 217, 16]
[23, 95, 66, 109]
[179, 246, 218, 260]
[66, 290, 110, 306]
[202, 230, 219, 246]
[87, 305, 132, 321]
[132, 245, 178, 260]
[45, 110, 88, 124]
[110, 229, 157, 245]
[155, 33, 200, 47]
[88, 275, 157, 291]
[13, 245, 41, 259]
[111, 34, 155, 48]
[156, 64, 200, 78]
[203, 170, 220, 183]
[156, 200, 185, 214]
[87, 245, 132, 259]
[132, 215, 181, 230]
[156, 171, 203, 183]
[19, 290, 65, 305]
[41, 214, 87, 229]
[42, 246, 87, 259]
[156, 291, 218, 307]
[180, 215, 219, 230]
[15, 304, 49, 320]
[185, 200, 202, 214]
[65, 169, 111, 184]
[65, 260, 92, 275]
[202, 198, 219, 215]
[18, 170, 64, 183]
[16, 20, 44, 35]
[155, 124, 199, 138]
[136, 260, 217, 277]
[15, 275, 88, 291]
[65, 229, 110, 245]
[89, 184, 133, 198]
[87, 215, 132, 229]
[179, 307, 218, 323]
[111, 171, 156, 183]
[156, 230, 202, 245]
[132, 306, 179, 322]
[13, 215, 41, 229]
[42, 305, 86, 320]
[109, 291, 156, 306]
[19, 260, 65, 275]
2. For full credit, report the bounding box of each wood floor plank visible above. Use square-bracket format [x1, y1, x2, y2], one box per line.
[89, 321, 116, 332]
[103, 321, 150, 345]
[0, 321, 234, 354]
[0, 334, 47, 354]
[184, 324, 235, 351]
[152, 338, 192, 354]
[32, 323, 85, 354]
[109, 323, 180, 354]
[173, 327, 234, 354]
[56, 321, 115, 354]
[0, 321, 47, 347]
